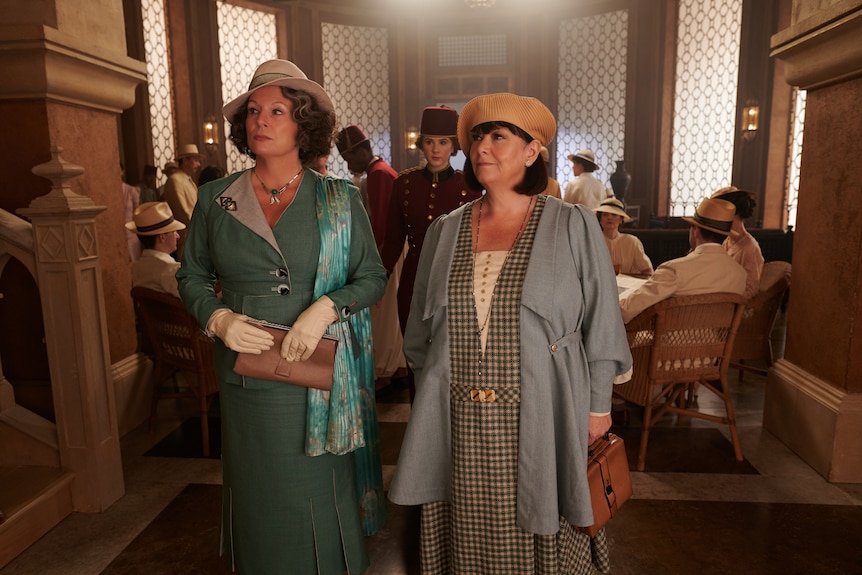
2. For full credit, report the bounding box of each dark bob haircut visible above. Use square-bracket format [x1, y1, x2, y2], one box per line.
[228, 87, 336, 165]
[462, 121, 548, 196]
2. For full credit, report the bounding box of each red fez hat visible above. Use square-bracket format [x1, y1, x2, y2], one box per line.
[336, 125, 368, 154]
[420, 106, 458, 137]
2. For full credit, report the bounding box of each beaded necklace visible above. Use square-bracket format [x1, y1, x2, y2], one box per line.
[253, 167, 304, 205]
[472, 195, 535, 342]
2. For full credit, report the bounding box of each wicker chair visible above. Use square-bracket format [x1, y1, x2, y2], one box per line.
[731, 261, 792, 380]
[614, 292, 746, 471]
[131, 287, 219, 456]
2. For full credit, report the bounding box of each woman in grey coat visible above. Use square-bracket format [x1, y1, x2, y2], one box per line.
[388, 93, 632, 574]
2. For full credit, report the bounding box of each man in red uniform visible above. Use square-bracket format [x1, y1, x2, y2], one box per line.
[336, 125, 397, 250]
[337, 125, 404, 385]
[382, 106, 482, 331]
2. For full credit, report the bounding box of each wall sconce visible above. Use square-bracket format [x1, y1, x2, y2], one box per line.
[465, 0, 496, 7]
[742, 102, 759, 141]
[406, 128, 419, 151]
[203, 118, 218, 146]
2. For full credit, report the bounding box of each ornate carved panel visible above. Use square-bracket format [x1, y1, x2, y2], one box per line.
[35, 226, 68, 263]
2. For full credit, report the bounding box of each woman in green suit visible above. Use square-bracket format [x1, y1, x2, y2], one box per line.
[177, 59, 387, 574]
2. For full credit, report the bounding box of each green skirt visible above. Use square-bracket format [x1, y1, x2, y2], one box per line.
[219, 380, 369, 574]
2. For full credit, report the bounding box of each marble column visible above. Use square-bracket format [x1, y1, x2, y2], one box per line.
[766, 1, 862, 482]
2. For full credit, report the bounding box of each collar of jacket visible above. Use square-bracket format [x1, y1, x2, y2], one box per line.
[422, 165, 454, 185]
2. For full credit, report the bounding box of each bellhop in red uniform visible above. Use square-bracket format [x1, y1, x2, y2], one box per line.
[336, 125, 397, 250]
[381, 106, 482, 331]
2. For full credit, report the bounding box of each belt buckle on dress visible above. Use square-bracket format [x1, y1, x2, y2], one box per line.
[470, 389, 496, 402]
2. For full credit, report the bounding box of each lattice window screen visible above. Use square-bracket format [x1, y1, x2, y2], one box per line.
[438, 35, 507, 67]
[556, 11, 628, 192]
[669, 0, 742, 216]
[217, 2, 278, 176]
[141, 0, 175, 188]
[784, 89, 806, 229]
[322, 22, 391, 180]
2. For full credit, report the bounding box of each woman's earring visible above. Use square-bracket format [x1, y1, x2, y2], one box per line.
[525, 161, 532, 167]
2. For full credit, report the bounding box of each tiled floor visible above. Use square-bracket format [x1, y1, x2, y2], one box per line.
[3, 370, 862, 574]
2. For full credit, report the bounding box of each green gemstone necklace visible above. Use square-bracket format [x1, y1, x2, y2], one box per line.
[254, 167, 304, 205]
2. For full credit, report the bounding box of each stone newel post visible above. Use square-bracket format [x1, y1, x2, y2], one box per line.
[17, 147, 124, 511]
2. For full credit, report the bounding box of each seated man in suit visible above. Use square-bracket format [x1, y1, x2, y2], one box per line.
[126, 201, 186, 298]
[620, 196, 747, 323]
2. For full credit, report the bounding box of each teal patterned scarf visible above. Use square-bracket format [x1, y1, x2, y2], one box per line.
[306, 175, 385, 534]
[305, 176, 375, 457]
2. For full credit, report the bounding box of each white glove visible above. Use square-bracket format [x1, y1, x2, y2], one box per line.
[207, 309, 274, 354]
[282, 296, 338, 361]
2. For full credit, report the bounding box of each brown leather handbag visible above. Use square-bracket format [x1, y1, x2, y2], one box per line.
[233, 322, 338, 390]
[578, 432, 632, 537]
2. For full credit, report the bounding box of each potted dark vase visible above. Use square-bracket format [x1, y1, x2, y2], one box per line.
[609, 160, 631, 201]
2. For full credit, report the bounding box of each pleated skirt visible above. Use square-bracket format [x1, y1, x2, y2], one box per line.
[219, 380, 369, 574]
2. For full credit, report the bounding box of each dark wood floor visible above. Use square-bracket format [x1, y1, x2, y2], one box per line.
[4, 372, 862, 575]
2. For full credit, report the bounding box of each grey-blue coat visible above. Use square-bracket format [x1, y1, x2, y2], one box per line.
[388, 197, 632, 535]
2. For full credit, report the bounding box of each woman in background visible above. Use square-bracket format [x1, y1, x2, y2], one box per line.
[381, 105, 481, 332]
[177, 59, 386, 574]
[711, 186, 764, 298]
[594, 196, 653, 275]
[389, 93, 632, 574]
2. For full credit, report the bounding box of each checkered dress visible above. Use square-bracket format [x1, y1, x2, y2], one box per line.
[419, 195, 610, 574]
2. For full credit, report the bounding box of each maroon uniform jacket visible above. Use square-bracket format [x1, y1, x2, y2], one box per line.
[381, 165, 481, 331]
[365, 157, 397, 249]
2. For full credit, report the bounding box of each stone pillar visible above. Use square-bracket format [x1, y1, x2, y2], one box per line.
[766, 1, 862, 482]
[0, 0, 148, 364]
[17, 148, 124, 511]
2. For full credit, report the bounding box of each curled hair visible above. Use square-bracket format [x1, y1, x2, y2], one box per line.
[462, 121, 547, 196]
[721, 191, 757, 219]
[228, 87, 336, 165]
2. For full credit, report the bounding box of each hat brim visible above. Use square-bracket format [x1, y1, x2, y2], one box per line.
[223, 77, 334, 123]
[681, 216, 739, 237]
[594, 205, 632, 223]
[125, 219, 186, 236]
[567, 154, 599, 171]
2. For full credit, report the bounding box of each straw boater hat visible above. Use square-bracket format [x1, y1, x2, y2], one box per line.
[567, 149, 599, 171]
[222, 59, 334, 122]
[682, 197, 739, 236]
[457, 93, 556, 156]
[594, 197, 633, 223]
[336, 125, 368, 154]
[125, 202, 186, 236]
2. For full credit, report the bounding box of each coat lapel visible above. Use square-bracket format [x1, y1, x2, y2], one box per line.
[215, 170, 285, 259]
[521, 198, 561, 324]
